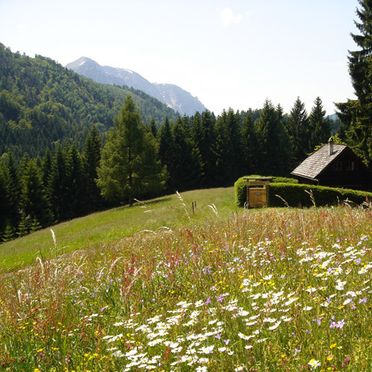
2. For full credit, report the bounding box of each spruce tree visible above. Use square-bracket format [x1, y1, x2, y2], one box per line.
[214, 109, 242, 185]
[241, 111, 257, 175]
[66, 146, 86, 217]
[336, 0, 372, 166]
[48, 146, 70, 221]
[309, 97, 330, 149]
[21, 159, 52, 227]
[172, 117, 202, 191]
[1, 153, 21, 229]
[158, 118, 176, 191]
[191, 111, 217, 187]
[287, 97, 309, 165]
[255, 100, 289, 175]
[97, 96, 165, 205]
[83, 126, 102, 212]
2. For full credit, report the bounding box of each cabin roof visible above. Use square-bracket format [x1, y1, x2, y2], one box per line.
[291, 144, 347, 180]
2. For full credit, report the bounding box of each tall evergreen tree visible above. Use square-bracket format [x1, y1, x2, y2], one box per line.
[1, 153, 21, 228]
[97, 96, 165, 205]
[309, 97, 330, 149]
[158, 118, 176, 191]
[191, 111, 217, 187]
[83, 127, 102, 212]
[255, 100, 289, 175]
[336, 0, 372, 166]
[48, 146, 70, 221]
[21, 159, 52, 227]
[67, 146, 86, 217]
[287, 97, 309, 165]
[214, 109, 242, 185]
[172, 117, 202, 191]
[241, 111, 257, 175]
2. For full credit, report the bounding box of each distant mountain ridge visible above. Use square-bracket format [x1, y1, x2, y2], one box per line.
[0, 43, 176, 157]
[67, 57, 206, 116]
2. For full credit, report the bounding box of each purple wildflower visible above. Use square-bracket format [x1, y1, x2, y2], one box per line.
[205, 297, 211, 305]
[330, 319, 345, 329]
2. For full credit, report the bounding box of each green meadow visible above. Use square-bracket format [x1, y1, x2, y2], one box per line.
[0, 188, 371, 371]
[0, 188, 235, 273]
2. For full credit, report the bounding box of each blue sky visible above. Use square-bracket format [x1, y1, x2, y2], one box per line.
[0, 0, 359, 114]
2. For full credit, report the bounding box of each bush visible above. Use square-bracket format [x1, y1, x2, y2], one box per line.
[269, 183, 372, 207]
[271, 176, 298, 184]
[234, 176, 372, 208]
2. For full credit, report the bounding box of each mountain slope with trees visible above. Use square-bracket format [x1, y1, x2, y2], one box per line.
[0, 43, 176, 157]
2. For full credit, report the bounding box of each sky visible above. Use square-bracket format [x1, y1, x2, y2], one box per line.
[0, 0, 360, 115]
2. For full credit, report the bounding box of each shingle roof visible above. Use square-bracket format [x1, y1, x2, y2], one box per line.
[291, 144, 347, 180]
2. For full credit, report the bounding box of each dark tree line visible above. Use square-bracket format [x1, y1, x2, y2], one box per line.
[336, 0, 371, 168]
[0, 95, 331, 242]
[0, 127, 103, 241]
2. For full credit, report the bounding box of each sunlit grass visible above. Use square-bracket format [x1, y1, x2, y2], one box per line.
[0, 187, 235, 272]
[0, 198, 370, 370]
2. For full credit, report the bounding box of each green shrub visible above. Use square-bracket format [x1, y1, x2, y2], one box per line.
[269, 183, 372, 207]
[234, 177, 248, 207]
[234, 176, 298, 207]
[271, 176, 298, 184]
[234, 176, 372, 208]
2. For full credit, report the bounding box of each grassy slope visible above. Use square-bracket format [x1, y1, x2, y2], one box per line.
[0, 187, 235, 272]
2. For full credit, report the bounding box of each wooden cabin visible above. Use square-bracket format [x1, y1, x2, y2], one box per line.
[291, 139, 371, 191]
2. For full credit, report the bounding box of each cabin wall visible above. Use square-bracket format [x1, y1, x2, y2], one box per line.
[318, 150, 371, 190]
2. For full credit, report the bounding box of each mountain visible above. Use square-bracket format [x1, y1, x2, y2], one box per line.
[0, 44, 176, 157]
[67, 57, 207, 116]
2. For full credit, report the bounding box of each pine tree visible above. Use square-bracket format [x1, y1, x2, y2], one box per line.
[149, 119, 158, 138]
[336, 0, 372, 166]
[241, 111, 257, 175]
[48, 146, 70, 221]
[29, 217, 42, 233]
[2, 224, 15, 242]
[4, 153, 21, 227]
[214, 109, 242, 185]
[287, 97, 309, 165]
[191, 111, 217, 187]
[21, 159, 52, 226]
[97, 96, 165, 205]
[158, 118, 176, 191]
[255, 100, 289, 175]
[309, 97, 330, 149]
[172, 117, 202, 191]
[17, 212, 29, 237]
[83, 126, 102, 213]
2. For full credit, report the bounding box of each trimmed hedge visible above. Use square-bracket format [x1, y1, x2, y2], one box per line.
[269, 183, 371, 207]
[234, 176, 298, 207]
[234, 176, 372, 208]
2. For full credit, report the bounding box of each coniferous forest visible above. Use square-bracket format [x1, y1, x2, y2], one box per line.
[0, 0, 371, 242]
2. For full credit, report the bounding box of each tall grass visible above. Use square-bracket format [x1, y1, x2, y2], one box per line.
[0, 187, 235, 273]
[0, 203, 370, 370]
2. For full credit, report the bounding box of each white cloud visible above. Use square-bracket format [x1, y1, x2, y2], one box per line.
[219, 7, 243, 27]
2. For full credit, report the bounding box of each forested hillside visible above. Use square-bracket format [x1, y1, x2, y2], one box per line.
[0, 43, 176, 157]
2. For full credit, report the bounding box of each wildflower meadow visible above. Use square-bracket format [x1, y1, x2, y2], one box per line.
[0, 201, 371, 371]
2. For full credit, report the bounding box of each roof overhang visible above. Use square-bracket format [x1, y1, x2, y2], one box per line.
[290, 172, 319, 182]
